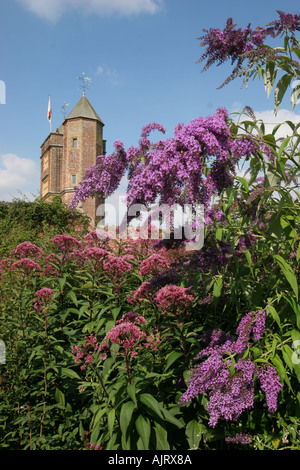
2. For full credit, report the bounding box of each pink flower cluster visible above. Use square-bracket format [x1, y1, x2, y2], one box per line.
[100, 312, 147, 359]
[50, 234, 81, 252]
[127, 281, 152, 305]
[71, 247, 110, 270]
[11, 258, 41, 276]
[72, 312, 158, 369]
[154, 284, 195, 315]
[72, 334, 101, 370]
[103, 255, 133, 276]
[34, 288, 55, 312]
[138, 253, 170, 276]
[11, 242, 44, 259]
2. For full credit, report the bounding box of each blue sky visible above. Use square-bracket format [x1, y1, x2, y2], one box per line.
[0, 0, 300, 201]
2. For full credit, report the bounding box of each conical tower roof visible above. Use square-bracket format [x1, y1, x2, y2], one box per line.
[66, 95, 104, 125]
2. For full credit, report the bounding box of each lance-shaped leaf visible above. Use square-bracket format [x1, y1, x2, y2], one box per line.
[274, 74, 292, 115]
[273, 254, 298, 301]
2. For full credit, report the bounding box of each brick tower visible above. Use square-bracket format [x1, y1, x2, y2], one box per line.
[40, 94, 106, 224]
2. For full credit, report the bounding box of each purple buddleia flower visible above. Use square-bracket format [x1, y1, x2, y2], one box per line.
[69, 140, 127, 209]
[225, 433, 252, 445]
[197, 11, 300, 88]
[256, 365, 282, 412]
[179, 309, 281, 427]
[266, 10, 300, 36]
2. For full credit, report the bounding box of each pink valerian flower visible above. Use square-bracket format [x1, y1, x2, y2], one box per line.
[70, 247, 110, 270]
[127, 281, 152, 305]
[71, 334, 102, 370]
[103, 255, 133, 276]
[154, 284, 195, 315]
[116, 311, 146, 325]
[89, 443, 103, 450]
[34, 288, 55, 312]
[82, 230, 114, 249]
[138, 253, 170, 276]
[11, 242, 44, 260]
[0, 257, 13, 276]
[50, 234, 81, 252]
[10, 258, 41, 276]
[144, 328, 161, 352]
[103, 322, 146, 358]
[99, 313, 148, 359]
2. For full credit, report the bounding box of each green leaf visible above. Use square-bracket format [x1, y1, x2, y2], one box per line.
[55, 388, 65, 407]
[92, 407, 107, 430]
[161, 408, 184, 429]
[61, 367, 80, 380]
[67, 291, 78, 306]
[165, 351, 182, 371]
[272, 354, 291, 389]
[135, 414, 151, 450]
[213, 276, 223, 311]
[58, 276, 67, 292]
[263, 61, 277, 98]
[127, 383, 137, 406]
[111, 307, 121, 321]
[267, 305, 281, 328]
[139, 393, 164, 420]
[278, 136, 292, 158]
[120, 401, 136, 443]
[186, 420, 202, 450]
[107, 408, 115, 438]
[237, 176, 249, 192]
[273, 254, 299, 300]
[274, 74, 292, 114]
[291, 82, 300, 111]
[154, 422, 170, 450]
[282, 344, 295, 370]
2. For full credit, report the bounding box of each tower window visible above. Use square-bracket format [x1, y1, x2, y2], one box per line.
[73, 138, 77, 148]
[72, 175, 77, 185]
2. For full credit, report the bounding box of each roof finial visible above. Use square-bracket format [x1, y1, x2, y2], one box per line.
[78, 72, 91, 97]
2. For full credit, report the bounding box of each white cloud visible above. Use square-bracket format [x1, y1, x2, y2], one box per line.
[17, 0, 164, 22]
[96, 64, 120, 86]
[231, 106, 300, 140]
[253, 109, 300, 139]
[96, 65, 104, 76]
[0, 153, 39, 201]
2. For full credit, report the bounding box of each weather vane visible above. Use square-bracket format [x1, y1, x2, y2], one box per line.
[61, 101, 69, 120]
[78, 72, 91, 96]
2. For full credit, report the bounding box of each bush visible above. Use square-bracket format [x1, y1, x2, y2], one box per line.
[0, 196, 89, 258]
